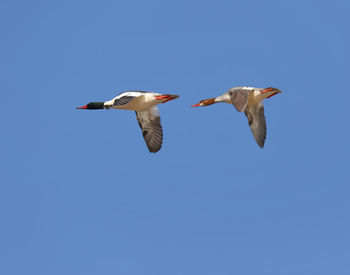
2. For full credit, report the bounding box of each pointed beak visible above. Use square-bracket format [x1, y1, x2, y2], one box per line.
[76, 105, 88, 109]
[191, 103, 201, 107]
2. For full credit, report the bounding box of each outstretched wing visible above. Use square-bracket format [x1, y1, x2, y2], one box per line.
[105, 91, 149, 108]
[228, 88, 251, 112]
[244, 102, 266, 148]
[135, 107, 163, 153]
[113, 96, 136, 106]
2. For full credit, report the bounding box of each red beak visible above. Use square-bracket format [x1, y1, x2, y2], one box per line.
[191, 103, 201, 107]
[76, 105, 88, 109]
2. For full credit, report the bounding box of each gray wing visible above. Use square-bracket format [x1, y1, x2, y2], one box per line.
[244, 102, 266, 148]
[113, 96, 136, 106]
[228, 88, 251, 112]
[135, 107, 163, 153]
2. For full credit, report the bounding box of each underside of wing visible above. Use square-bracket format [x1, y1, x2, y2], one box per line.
[135, 107, 163, 153]
[228, 88, 251, 112]
[244, 102, 266, 148]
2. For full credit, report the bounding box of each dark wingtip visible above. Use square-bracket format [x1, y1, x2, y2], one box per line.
[258, 140, 265, 148]
[148, 147, 161, 153]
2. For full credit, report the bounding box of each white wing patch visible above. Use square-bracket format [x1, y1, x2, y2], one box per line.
[113, 91, 149, 99]
[104, 91, 150, 110]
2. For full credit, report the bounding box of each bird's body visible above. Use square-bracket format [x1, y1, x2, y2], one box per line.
[104, 91, 164, 111]
[192, 86, 282, 148]
[214, 87, 277, 105]
[77, 91, 179, 153]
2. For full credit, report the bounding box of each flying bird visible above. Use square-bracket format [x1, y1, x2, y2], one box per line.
[191, 86, 282, 148]
[77, 91, 179, 153]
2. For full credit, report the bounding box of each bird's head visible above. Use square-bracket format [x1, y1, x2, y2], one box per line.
[76, 102, 105, 109]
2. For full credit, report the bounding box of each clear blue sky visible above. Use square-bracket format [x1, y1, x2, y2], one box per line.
[1, 0, 349, 274]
